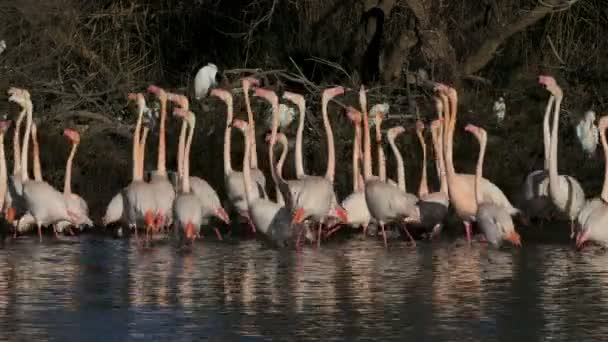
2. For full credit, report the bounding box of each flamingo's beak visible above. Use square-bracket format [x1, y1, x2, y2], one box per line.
[576, 229, 590, 250]
[6, 207, 15, 224]
[335, 206, 348, 224]
[215, 207, 230, 224]
[505, 231, 521, 247]
[185, 222, 195, 240]
[292, 208, 305, 225]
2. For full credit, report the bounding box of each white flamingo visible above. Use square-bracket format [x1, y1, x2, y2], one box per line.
[538, 75, 586, 238]
[10, 88, 80, 241]
[172, 107, 203, 242]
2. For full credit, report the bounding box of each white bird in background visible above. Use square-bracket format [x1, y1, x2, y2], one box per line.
[194, 63, 218, 100]
[369, 103, 389, 127]
[576, 110, 599, 157]
[493, 96, 506, 123]
[0, 40, 6, 55]
[265, 103, 296, 129]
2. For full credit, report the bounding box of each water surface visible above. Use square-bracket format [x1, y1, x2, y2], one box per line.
[0, 235, 605, 341]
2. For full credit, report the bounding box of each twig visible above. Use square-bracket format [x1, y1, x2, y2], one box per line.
[546, 35, 566, 65]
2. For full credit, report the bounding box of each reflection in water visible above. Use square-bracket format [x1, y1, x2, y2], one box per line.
[0, 236, 608, 340]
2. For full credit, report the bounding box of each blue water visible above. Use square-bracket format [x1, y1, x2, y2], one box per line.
[0, 234, 605, 341]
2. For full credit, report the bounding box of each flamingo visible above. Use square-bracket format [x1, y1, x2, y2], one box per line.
[576, 110, 599, 157]
[0, 120, 11, 219]
[275, 87, 347, 247]
[211, 88, 262, 233]
[172, 108, 203, 242]
[146, 85, 176, 230]
[282, 91, 346, 228]
[435, 84, 521, 243]
[4, 88, 27, 228]
[576, 115, 608, 248]
[358, 86, 419, 248]
[336, 109, 371, 235]
[55, 128, 94, 234]
[520, 89, 556, 223]
[122, 93, 156, 241]
[465, 124, 521, 247]
[9, 88, 80, 241]
[233, 117, 292, 247]
[412, 120, 449, 239]
[538, 75, 586, 238]
[242, 77, 267, 197]
[264, 131, 289, 206]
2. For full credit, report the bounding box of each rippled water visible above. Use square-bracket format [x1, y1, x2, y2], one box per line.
[0, 234, 606, 341]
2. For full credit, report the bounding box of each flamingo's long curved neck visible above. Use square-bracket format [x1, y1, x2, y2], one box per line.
[175, 117, 187, 190]
[542, 96, 555, 170]
[157, 95, 167, 175]
[351, 119, 360, 192]
[387, 131, 406, 192]
[182, 115, 195, 193]
[548, 90, 563, 199]
[361, 89, 373, 180]
[431, 122, 448, 196]
[322, 88, 340, 182]
[474, 132, 487, 206]
[272, 134, 289, 205]
[293, 96, 306, 179]
[64, 140, 78, 195]
[131, 97, 144, 182]
[20, 99, 33, 183]
[375, 115, 386, 182]
[0, 129, 7, 209]
[441, 90, 457, 180]
[416, 129, 429, 197]
[267, 95, 282, 204]
[31, 123, 42, 182]
[222, 95, 234, 176]
[243, 83, 258, 169]
[241, 125, 254, 204]
[600, 123, 608, 202]
[138, 126, 150, 180]
[12, 108, 25, 176]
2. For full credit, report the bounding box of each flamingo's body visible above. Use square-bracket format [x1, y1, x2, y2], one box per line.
[172, 108, 203, 241]
[465, 124, 521, 248]
[576, 116, 608, 248]
[235, 117, 291, 247]
[147, 85, 176, 229]
[539, 75, 586, 237]
[436, 84, 520, 242]
[211, 88, 264, 232]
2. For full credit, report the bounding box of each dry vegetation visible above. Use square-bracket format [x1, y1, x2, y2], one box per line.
[0, 0, 607, 218]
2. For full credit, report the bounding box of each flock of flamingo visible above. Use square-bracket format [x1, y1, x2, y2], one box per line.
[2, 74, 607, 250]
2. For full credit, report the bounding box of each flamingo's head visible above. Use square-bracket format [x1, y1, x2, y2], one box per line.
[5, 207, 15, 224]
[598, 115, 608, 131]
[415, 120, 425, 133]
[464, 123, 486, 142]
[210, 88, 232, 104]
[430, 119, 441, 132]
[387, 126, 405, 141]
[7, 87, 30, 110]
[173, 108, 195, 127]
[346, 107, 362, 124]
[185, 222, 196, 241]
[322, 86, 345, 106]
[242, 77, 260, 91]
[231, 119, 248, 132]
[253, 88, 278, 106]
[0, 120, 11, 133]
[63, 128, 80, 143]
[282, 91, 305, 109]
[538, 75, 563, 98]
[167, 93, 189, 111]
[214, 207, 230, 224]
[147, 85, 167, 102]
[433, 82, 450, 94]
